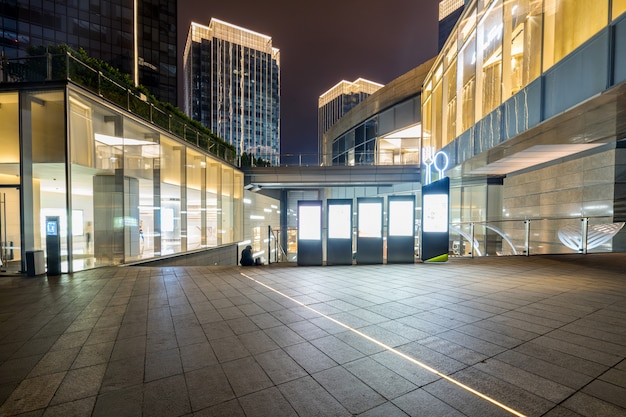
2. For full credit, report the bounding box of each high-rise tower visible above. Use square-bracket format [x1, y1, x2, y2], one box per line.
[184, 19, 280, 166]
[0, 0, 178, 106]
[318, 78, 383, 162]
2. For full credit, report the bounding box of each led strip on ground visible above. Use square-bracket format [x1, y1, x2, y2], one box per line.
[240, 272, 527, 417]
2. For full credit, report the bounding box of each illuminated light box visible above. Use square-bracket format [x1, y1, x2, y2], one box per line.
[421, 177, 450, 262]
[297, 200, 323, 266]
[387, 195, 416, 264]
[328, 204, 351, 239]
[389, 200, 414, 237]
[298, 205, 321, 240]
[358, 202, 382, 238]
[422, 194, 448, 233]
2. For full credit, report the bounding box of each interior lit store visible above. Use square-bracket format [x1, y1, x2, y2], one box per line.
[0, 87, 244, 274]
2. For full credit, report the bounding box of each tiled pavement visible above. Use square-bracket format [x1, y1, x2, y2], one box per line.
[0, 254, 625, 417]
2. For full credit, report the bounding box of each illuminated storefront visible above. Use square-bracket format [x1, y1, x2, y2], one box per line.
[421, 0, 626, 254]
[0, 85, 243, 274]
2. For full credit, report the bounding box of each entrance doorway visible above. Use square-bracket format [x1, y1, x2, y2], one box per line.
[0, 187, 21, 274]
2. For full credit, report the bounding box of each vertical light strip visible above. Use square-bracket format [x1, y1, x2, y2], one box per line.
[240, 272, 528, 417]
[133, 0, 139, 86]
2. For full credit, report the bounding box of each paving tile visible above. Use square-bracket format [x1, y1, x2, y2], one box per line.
[278, 375, 352, 417]
[50, 363, 106, 405]
[283, 342, 337, 374]
[0, 372, 66, 415]
[28, 348, 80, 377]
[143, 374, 191, 417]
[393, 388, 466, 417]
[42, 396, 96, 417]
[99, 356, 144, 393]
[72, 342, 114, 369]
[255, 348, 307, 384]
[109, 335, 146, 361]
[179, 342, 218, 372]
[238, 387, 297, 417]
[561, 391, 626, 417]
[144, 347, 182, 382]
[264, 325, 306, 347]
[221, 356, 273, 397]
[310, 334, 364, 364]
[210, 335, 250, 363]
[494, 349, 593, 390]
[313, 365, 386, 414]
[192, 398, 245, 417]
[185, 364, 234, 411]
[344, 357, 417, 400]
[473, 358, 574, 403]
[357, 401, 411, 417]
[582, 379, 626, 409]
[370, 350, 440, 387]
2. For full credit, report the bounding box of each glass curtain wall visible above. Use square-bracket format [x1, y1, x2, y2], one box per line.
[423, 0, 612, 153]
[28, 91, 67, 272]
[207, 160, 221, 246]
[187, 148, 204, 250]
[0, 93, 21, 272]
[160, 137, 183, 256]
[615, 0, 626, 18]
[7, 86, 242, 273]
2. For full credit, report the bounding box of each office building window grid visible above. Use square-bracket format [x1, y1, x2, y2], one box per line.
[186, 20, 280, 166]
[0, 0, 178, 106]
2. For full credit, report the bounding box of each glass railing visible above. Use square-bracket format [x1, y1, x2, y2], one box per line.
[266, 216, 624, 263]
[449, 216, 624, 257]
[0, 53, 236, 164]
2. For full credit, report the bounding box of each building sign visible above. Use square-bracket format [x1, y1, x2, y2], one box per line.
[423, 150, 449, 185]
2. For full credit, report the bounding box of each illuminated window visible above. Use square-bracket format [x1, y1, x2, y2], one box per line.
[614, 0, 626, 19]
[543, 0, 608, 70]
[477, 0, 503, 117]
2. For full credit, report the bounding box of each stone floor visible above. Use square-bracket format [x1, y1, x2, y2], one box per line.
[0, 254, 625, 417]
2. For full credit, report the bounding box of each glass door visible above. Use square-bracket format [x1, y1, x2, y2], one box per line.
[0, 187, 22, 274]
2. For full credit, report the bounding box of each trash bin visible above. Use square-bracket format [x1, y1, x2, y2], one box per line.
[26, 250, 45, 277]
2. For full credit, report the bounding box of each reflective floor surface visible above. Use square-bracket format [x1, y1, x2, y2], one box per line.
[0, 254, 625, 416]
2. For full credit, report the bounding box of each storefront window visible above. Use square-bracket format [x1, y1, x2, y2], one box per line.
[123, 118, 158, 262]
[206, 160, 220, 246]
[233, 170, 243, 242]
[543, 0, 608, 70]
[615, 0, 626, 19]
[503, 0, 543, 100]
[478, 0, 503, 117]
[0, 93, 21, 272]
[160, 137, 183, 255]
[444, 59, 458, 145]
[459, 33, 477, 133]
[27, 90, 68, 271]
[186, 148, 203, 250]
[221, 166, 234, 244]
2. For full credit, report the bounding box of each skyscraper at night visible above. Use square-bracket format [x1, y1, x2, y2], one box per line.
[0, 0, 178, 105]
[318, 78, 383, 162]
[184, 19, 281, 166]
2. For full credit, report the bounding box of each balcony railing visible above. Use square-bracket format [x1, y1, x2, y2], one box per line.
[0, 52, 236, 164]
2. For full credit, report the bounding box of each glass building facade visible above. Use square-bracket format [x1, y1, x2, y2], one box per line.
[421, 0, 626, 254]
[318, 78, 383, 161]
[0, 83, 243, 274]
[184, 19, 281, 166]
[0, 0, 178, 106]
[423, 0, 626, 154]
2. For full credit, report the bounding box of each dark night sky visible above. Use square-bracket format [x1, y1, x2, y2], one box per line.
[178, 0, 441, 157]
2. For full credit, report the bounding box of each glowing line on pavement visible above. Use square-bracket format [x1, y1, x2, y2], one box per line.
[240, 271, 527, 417]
